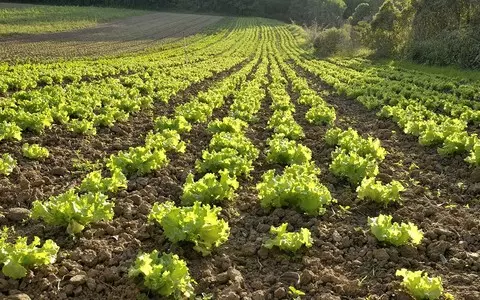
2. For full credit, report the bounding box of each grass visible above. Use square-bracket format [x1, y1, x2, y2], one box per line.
[0, 5, 149, 36]
[382, 60, 480, 82]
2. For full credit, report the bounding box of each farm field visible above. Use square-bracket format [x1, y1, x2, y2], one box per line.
[0, 4, 223, 61]
[0, 5, 480, 300]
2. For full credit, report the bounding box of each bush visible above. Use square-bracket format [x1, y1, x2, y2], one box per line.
[313, 26, 351, 57]
[408, 28, 480, 69]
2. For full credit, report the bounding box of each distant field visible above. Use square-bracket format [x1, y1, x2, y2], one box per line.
[0, 3, 147, 35]
[0, 4, 223, 61]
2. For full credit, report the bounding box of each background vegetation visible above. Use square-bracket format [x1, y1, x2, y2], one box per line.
[6, 0, 480, 68]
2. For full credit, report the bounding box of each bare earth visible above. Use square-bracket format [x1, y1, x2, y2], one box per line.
[0, 11, 224, 61]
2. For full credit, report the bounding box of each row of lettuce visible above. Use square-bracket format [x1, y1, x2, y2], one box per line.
[0, 19, 262, 143]
[0, 22, 458, 299]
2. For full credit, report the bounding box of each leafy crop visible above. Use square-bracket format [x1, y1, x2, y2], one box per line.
[357, 177, 405, 206]
[31, 189, 114, 234]
[368, 214, 423, 246]
[0, 227, 59, 279]
[0, 153, 17, 176]
[305, 104, 336, 125]
[129, 250, 195, 299]
[266, 135, 312, 165]
[154, 116, 192, 133]
[325, 128, 386, 161]
[79, 169, 127, 194]
[22, 143, 50, 160]
[106, 146, 168, 176]
[196, 148, 254, 177]
[148, 201, 230, 256]
[181, 170, 239, 205]
[208, 132, 259, 161]
[330, 149, 379, 185]
[207, 117, 248, 134]
[396, 269, 444, 300]
[257, 163, 333, 215]
[0, 122, 22, 141]
[264, 223, 313, 252]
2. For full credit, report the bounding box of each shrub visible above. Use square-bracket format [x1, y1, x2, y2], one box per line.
[313, 26, 351, 57]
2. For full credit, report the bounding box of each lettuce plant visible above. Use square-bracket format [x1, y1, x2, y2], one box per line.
[368, 214, 423, 246]
[396, 269, 443, 300]
[31, 189, 114, 234]
[207, 117, 248, 134]
[266, 135, 312, 165]
[257, 163, 333, 215]
[357, 177, 405, 206]
[0, 153, 17, 176]
[106, 146, 168, 176]
[154, 116, 192, 133]
[79, 168, 127, 194]
[264, 223, 312, 252]
[148, 201, 230, 256]
[181, 170, 239, 205]
[0, 227, 59, 279]
[129, 251, 195, 298]
[196, 148, 254, 177]
[330, 149, 379, 185]
[22, 143, 50, 160]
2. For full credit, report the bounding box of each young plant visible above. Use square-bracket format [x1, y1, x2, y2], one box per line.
[264, 223, 313, 252]
[207, 117, 248, 134]
[305, 104, 336, 125]
[148, 201, 230, 256]
[396, 269, 444, 300]
[0, 121, 22, 141]
[357, 177, 405, 206]
[22, 143, 50, 160]
[31, 189, 114, 234]
[368, 214, 423, 246]
[0, 227, 59, 279]
[129, 250, 195, 298]
[257, 163, 333, 215]
[266, 135, 312, 165]
[0, 153, 17, 176]
[154, 115, 192, 133]
[79, 168, 127, 194]
[330, 149, 379, 185]
[181, 170, 239, 206]
[195, 148, 254, 177]
[106, 146, 168, 176]
[208, 132, 259, 161]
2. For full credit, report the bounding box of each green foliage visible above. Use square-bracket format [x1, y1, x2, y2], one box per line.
[0, 153, 16, 176]
[266, 135, 312, 165]
[0, 122, 22, 141]
[330, 149, 379, 185]
[305, 104, 336, 125]
[148, 201, 230, 256]
[181, 170, 239, 205]
[154, 116, 192, 133]
[106, 146, 168, 176]
[208, 132, 259, 161]
[257, 163, 334, 215]
[196, 148, 254, 177]
[313, 26, 351, 57]
[22, 143, 50, 160]
[357, 177, 405, 206]
[396, 269, 444, 300]
[207, 117, 248, 134]
[129, 250, 195, 299]
[0, 227, 59, 279]
[466, 142, 480, 166]
[79, 169, 127, 194]
[145, 130, 186, 154]
[264, 223, 313, 252]
[369, 214, 423, 246]
[325, 127, 386, 161]
[31, 189, 114, 234]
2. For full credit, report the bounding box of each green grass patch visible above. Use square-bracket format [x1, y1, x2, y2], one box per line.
[383, 60, 480, 82]
[0, 5, 148, 36]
